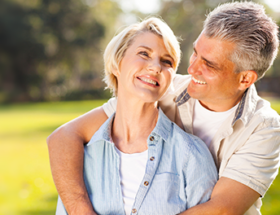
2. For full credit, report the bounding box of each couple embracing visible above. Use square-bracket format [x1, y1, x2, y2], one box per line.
[48, 2, 280, 215]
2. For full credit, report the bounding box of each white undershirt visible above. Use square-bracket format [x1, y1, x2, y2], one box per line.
[114, 146, 148, 215]
[193, 100, 239, 147]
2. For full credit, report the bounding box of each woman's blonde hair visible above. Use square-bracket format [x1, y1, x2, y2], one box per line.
[103, 17, 181, 96]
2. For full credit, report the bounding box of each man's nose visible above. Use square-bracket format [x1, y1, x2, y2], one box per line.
[188, 58, 201, 75]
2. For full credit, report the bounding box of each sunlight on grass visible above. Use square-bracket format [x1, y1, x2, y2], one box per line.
[0, 99, 279, 215]
[0, 100, 106, 215]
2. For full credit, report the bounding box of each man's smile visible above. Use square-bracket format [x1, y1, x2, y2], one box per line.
[192, 76, 207, 85]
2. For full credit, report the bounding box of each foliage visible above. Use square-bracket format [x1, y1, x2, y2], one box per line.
[0, 0, 121, 103]
[0, 0, 280, 103]
[0, 99, 280, 214]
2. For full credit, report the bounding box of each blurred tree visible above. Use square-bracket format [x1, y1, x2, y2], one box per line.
[0, 0, 279, 103]
[0, 0, 121, 102]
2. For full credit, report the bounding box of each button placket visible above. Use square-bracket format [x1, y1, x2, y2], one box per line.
[132, 135, 162, 214]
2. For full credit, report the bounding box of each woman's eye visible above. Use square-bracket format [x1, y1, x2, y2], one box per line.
[139, 51, 149, 57]
[163, 59, 173, 67]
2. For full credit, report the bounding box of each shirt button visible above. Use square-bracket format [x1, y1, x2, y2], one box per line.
[132, 208, 137, 213]
[150, 156, 155, 161]
[149, 136, 154, 141]
[144, 181, 149, 186]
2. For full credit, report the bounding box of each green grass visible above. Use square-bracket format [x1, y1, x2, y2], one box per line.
[0, 100, 107, 215]
[0, 99, 279, 215]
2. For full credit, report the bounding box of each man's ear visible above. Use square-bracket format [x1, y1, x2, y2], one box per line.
[238, 70, 258, 90]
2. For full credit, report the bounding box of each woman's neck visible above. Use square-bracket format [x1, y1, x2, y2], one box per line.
[111, 96, 159, 154]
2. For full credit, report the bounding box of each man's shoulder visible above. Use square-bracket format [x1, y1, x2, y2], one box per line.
[161, 74, 191, 99]
[242, 85, 280, 128]
[172, 74, 191, 95]
[251, 96, 280, 128]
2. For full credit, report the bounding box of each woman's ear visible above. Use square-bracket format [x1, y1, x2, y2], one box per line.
[238, 70, 258, 90]
[112, 66, 120, 78]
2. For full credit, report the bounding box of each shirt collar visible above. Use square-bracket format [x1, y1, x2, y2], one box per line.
[175, 84, 259, 127]
[87, 108, 172, 146]
[87, 114, 114, 145]
[150, 108, 171, 142]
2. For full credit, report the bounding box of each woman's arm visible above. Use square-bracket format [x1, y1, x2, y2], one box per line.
[47, 107, 108, 214]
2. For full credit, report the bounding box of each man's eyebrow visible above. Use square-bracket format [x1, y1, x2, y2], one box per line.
[201, 56, 220, 69]
[193, 44, 220, 69]
[192, 42, 197, 52]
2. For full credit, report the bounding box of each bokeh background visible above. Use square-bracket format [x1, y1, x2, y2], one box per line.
[1, 0, 280, 214]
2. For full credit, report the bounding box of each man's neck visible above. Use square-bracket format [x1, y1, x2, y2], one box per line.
[198, 94, 243, 112]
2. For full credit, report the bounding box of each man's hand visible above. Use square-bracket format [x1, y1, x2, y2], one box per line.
[179, 177, 260, 215]
[47, 107, 108, 214]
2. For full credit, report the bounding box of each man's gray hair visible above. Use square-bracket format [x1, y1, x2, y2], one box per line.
[203, 1, 279, 79]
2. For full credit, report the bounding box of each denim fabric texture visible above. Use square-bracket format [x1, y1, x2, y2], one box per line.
[56, 109, 217, 215]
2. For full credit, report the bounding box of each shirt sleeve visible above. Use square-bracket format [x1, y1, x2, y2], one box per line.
[56, 196, 68, 215]
[221, 122, 280, 196]
[102, 97, 117, 117]
[184, 136, 218, 208]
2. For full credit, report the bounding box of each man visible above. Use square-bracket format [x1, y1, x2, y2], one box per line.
[48, 2, 280, 215]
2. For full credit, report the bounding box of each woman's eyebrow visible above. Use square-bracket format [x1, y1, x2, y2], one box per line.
[138, 46, 153, 51]
[138, 45, 173, 60]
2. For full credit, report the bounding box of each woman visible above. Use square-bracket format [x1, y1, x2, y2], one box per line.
[56, 17, 217, 215]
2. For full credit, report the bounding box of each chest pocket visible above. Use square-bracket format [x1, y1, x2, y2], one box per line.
[139, 173, 182, 215]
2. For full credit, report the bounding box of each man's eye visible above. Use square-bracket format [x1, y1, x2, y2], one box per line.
[206, 63, 214, 69]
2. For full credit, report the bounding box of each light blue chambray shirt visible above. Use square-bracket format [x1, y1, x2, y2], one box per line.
[56, 109, 217, 215]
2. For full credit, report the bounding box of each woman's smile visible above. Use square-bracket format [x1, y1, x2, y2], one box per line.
[137, 75, 160, 87]
[116, 32, 174, 103]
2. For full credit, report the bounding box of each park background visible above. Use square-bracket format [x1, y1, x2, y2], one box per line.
[0, 0, 280, 214]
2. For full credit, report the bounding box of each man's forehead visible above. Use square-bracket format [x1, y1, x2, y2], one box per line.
[193, 33, 237, 72]
[195, 34, 235, 58]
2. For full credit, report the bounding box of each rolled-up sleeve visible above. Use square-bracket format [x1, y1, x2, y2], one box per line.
[222, 122, 280, 196]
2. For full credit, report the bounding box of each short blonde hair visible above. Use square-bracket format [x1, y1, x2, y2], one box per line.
[103, 17, 181, 96]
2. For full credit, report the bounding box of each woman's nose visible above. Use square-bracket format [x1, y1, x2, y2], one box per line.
[147, 58, 161, 73]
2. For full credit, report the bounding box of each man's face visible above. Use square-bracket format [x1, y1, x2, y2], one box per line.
[187, 32, 244, 111]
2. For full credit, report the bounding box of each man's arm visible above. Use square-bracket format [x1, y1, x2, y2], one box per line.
[180, 177, 260, 215]
[47, 107, 108, 215]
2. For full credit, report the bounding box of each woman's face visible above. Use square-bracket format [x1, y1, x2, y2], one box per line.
[115, 32, 175, 103]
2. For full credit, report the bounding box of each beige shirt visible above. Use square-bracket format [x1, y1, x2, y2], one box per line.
[103, 74, 280, 215]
